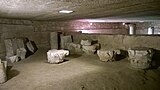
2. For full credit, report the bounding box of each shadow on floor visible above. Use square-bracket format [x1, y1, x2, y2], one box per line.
[7, 66, 20, 80]
[151, 49, 160, 69]
[116, 50, 128, 61]
[66, 54, 82, 59]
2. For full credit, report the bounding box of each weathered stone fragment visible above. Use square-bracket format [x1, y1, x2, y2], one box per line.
[47, 49, 69, 64]
[4, 39, 14, 57]
[93, 43, 101, 50]
[97, 49, 121, 62]
[6, 56, 19, 63]
[26, 41, 35, 53]
[0, 60, 7, 84]
[17, 38, 25, 48]
[128, 47, 154, 69]
[80, 40, 91, 46]
[12, 39, 18, 55]
[65, 43, 83, 54]
[82, 45, 96, 55]
[17, 48, 27, 60]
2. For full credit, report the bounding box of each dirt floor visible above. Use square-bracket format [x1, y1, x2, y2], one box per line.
[0, 48, 160, 90]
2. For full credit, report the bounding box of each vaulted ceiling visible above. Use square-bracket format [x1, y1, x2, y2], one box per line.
[0, 0, 160, 21]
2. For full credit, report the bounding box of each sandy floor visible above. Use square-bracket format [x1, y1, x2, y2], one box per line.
[0, 48, 160, 90]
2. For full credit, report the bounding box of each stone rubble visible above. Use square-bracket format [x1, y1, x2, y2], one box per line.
[4, 38, 37, 63]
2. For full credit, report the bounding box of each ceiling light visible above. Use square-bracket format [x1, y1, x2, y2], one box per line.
[59, 10, 73, 13]
[139, 21, 144, 23]
[122, 23, 126, 25]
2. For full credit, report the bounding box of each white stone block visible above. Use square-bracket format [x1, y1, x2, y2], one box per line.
[47, 49, 69, 64]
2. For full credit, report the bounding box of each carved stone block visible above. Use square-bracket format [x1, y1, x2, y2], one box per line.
[128, 47, 154, 69]
[47, 49, 69, 64]
[97, 49, 121, 62]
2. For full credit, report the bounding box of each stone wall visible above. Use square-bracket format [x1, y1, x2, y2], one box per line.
[0, 18, 160, 58]
[0, 19, 52, 58]
[67, 33, 160, 50]
[56, 21, 160, 51]
[50, 21, 128, 34]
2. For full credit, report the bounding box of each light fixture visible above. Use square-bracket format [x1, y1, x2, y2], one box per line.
[139, 21, 144, 23]
[59, 10, 73, 13]
[122, 23, 126, 25]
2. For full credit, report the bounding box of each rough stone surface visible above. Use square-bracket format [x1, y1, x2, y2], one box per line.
[4, 39, 14, 57]
[12, 39, 18, 55]
[65, 43, 83, 54]
[47, 49, 69, 64]
[81, 40, 91, 46]
[97, 49, 121, 62]
[0, 60, 7, 84]
[60, 35, 72, 49]
[82, 45, 96, 55]
[17, 38, 25, 49]
[128, 47, 154, 69]
[50, 32, 58, 49]
[26, 41, 35, 53]
[4, 38, 37, 62]
[93, 43, 101, 50]
[17, 48, 27, 60]
[6, 55, 19, 63]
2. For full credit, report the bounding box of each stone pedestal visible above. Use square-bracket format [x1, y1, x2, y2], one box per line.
[0, 60, 7, 84]
[128, 47, 154, 69]
[97, 49, 121, 62]
[47, 49, 69, 64]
